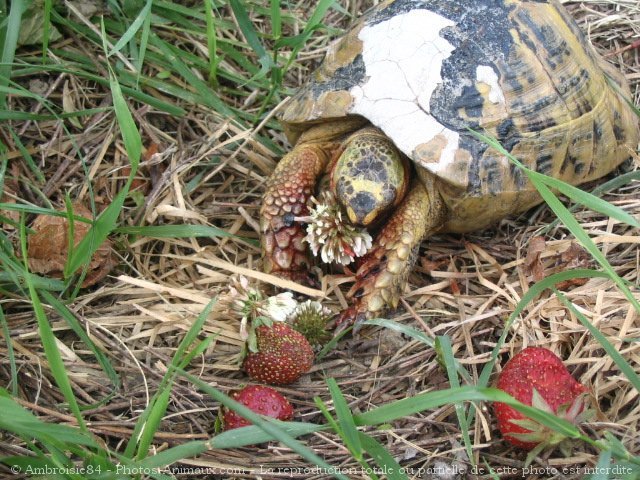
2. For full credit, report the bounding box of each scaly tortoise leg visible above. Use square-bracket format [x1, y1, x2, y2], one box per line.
[336, 178, 446, 327]
[260, 144, 330, 285]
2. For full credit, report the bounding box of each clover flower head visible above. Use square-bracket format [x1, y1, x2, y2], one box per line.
[302, 191, 372, 265]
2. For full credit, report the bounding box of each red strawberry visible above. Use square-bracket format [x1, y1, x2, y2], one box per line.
[495, 347, 590, 454]
[243, 323, 314, 385]
[223, 385, 294, 430]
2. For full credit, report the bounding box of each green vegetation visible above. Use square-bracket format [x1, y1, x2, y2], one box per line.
[0, 1, 638, 479]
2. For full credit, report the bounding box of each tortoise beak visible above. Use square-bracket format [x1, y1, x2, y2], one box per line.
[347, 209, 378, 227]
[345, 191, 379, 226]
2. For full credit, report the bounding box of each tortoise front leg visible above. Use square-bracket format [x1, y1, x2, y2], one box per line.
[261, 144, 330, 285]
[337, 179, 446, 327]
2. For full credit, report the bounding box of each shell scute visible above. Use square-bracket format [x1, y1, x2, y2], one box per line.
[280, 0, 639, 209]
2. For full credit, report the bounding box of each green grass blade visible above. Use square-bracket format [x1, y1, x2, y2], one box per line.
[0, 305, 17, 395]
[134, 388, 172, 461]
[314, 394, 341, 434]
[66, 67, 141, 277]
[365, 317, 434, 347]
[0, 0, 26, 107]
[327, 377, 362, 461]
[277, 0, 335, 77]
[475, 129, 638, 227]
[8, 126, 45, 182]
[436, 336, 474, 463]
[470, 129, 640, 314]
[316, 324, 351, 361]
[606, 74, 640, 118]
[358, 432, 407, 480]
[598, 432, 639, 468]
[108, 0, 153, 57]
[179, 336, 216, 368]
[300, 0, 336, 36]
[228, 0, 273, 78]
[0, 248, 30, 295]
[529, 170, 639, 228]
[136, 423, 326, 469]
[136, 441, 210, 470]
[0, 107, 108, 121]
[42, 0, 53, 59]
[3, 457, 65, 479]
[270, 0, 281, 40]
[146, 30, 236, 117]
[355, 386, 581, 441]
[28, 53, 186, 115]
[39, 291, 120, 394]
[555, 289, 640, 392]
[0, 203, 88, 218]
[589, 449, 612, 480]
[204, 0, 219, 87]
[177, 371, 350, 480]
[0, 148, 6, 193]
[0, 84, 42, 98]
[19, 219, 87, 432]
[0, 389, 96, 447]
[364, 318, 472, 382]
[533, 180, 640, 313]
[276, 0, 334, 50]
[127, 299, 216, 459]
[482, 460, 501, 480]
[109, 68, 142, 166]
[0, 237, 67, 293]
[539, 170, 640, 235]
[173, 301, 217, 367]
[136, 4, 151, 86]
[477, 269, 610, 389]
[115, 224, 243, 240]
[1, 254, 60, 287]
[210, 422, 325, 449]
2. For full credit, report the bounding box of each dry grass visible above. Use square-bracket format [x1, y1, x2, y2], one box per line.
[1, 1, 639, 479]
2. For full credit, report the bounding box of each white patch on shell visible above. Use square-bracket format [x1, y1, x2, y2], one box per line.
[348, 10, 460, 171]
[476, 65, 505, 105]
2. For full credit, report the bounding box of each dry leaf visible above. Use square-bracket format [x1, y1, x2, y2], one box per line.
[28, 203, 116, 287]
[523, 237, 592, 290]
[17, 4, 62, 47]
[552, 242, 592, 290]
[524, 236, 546, 282]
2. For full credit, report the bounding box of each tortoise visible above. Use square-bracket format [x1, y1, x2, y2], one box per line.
[260, 0, 639, 325]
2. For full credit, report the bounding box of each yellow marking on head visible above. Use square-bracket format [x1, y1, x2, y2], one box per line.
[332, 129, 408, 226]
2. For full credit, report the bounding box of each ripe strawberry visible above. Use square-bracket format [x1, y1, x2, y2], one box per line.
[495, 347, 590, 456]
[223, 385, 294, 431]
[243, 322, 314, 385]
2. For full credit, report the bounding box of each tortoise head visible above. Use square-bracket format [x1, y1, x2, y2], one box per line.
[331, 128, 409, 227]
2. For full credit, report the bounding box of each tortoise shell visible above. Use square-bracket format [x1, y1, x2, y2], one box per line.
[279, 0, 638, 231]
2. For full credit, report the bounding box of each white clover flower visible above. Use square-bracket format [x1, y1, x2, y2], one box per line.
[260, 291, 298, 322]
[289, 300, 333, 346]
[292, 299, 332, 319]
[302, 191, 373, 265]
[239, 316, 250, 341]
[221, 276, 297, 334]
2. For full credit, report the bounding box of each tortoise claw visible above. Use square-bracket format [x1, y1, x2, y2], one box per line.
[333, 183, 439, 334]
[334, 302, 369, 334]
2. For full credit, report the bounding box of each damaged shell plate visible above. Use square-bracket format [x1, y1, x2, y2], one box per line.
[279, 0, 638, 203]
